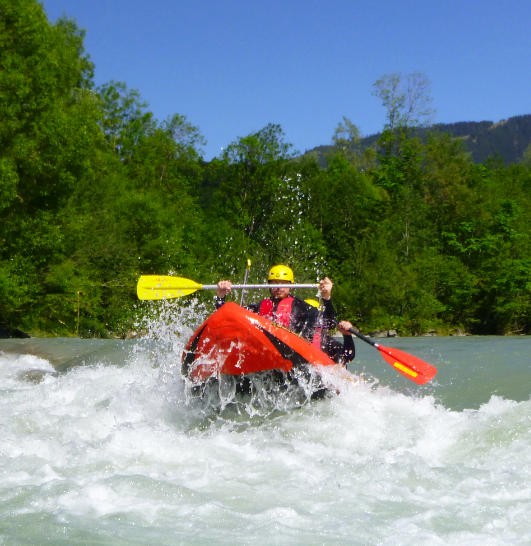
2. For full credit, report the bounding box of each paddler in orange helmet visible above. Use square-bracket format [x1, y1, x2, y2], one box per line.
[216, 264, 337, 342]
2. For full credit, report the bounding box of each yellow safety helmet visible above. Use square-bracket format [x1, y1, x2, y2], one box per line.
[304, 298, 320, 309]
[267, 264, 294, 283]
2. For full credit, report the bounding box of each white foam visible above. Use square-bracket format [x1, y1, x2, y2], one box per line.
[1, 314, 529, 544]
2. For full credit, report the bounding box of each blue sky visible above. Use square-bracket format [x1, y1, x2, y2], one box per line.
[41, 0, 530, 160]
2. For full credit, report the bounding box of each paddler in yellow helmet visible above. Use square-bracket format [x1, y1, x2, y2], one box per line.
[216, 264, 337, 342]
[305, 298, 355, 366]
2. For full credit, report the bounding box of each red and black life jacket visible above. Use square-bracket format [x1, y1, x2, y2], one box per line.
[259, 296, 294, 329]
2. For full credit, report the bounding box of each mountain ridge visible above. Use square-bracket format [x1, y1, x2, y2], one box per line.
[305, 113, 531, 165]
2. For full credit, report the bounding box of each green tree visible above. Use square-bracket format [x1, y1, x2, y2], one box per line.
[372, 72, 435, 131]
[0, 0, 102, 331]
[97, 81, 156, 157]
[217, 123, 295, 241]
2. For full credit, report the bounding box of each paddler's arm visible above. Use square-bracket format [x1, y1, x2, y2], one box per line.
[215, 280, 232, 308]
[337, 320, 355, 364]
[319, 277, 338, 329]
[323, 334, 355, 366]
[322, 321, 355, 366]
[320, 299, 337, 328]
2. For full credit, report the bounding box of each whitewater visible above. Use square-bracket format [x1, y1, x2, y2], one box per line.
[1, 302, 529, 545]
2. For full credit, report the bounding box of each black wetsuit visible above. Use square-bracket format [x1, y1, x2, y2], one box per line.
[321, 333, 355, 366]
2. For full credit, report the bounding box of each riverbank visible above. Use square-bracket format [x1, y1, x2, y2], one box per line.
[7, 323, 522, 340]
[0, 324, 30, 339]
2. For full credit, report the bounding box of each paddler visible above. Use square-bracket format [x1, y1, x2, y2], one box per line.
[216, 264, 337, 342]
[330, 320, 356, 366]
[305, 299, 356, 366]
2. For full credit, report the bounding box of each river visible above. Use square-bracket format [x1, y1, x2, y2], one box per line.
[1, 302, 529, 544]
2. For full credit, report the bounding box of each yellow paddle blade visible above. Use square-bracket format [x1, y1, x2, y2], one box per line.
[136, 275, 202, 300]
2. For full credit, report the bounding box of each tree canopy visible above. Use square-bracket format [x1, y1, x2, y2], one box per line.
[1, 2, 529, 336]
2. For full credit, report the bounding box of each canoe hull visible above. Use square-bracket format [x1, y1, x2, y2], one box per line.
[182, 302, 337, 384]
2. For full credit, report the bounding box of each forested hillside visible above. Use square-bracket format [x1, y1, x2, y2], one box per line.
[1, 1, 530, 337]
[309, 115, 531, 166]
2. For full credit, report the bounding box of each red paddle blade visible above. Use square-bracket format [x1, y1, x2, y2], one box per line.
[377, 345, 437, 385]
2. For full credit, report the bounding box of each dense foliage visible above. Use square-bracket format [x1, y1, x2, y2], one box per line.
[1, 1, 530, 336]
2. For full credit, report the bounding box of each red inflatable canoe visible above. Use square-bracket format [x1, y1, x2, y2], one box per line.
[181, 302, 338, 385]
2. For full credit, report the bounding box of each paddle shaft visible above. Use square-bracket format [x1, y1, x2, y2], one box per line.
[348, 328, 380, 348]
[136, 275, 321, 301]
[202, 283, 319, 290]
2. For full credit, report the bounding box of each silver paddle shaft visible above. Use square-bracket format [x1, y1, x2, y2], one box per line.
[201, 283, 319, 290]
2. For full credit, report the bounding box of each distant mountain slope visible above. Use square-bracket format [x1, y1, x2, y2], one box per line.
[306, 114, 531, 166]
